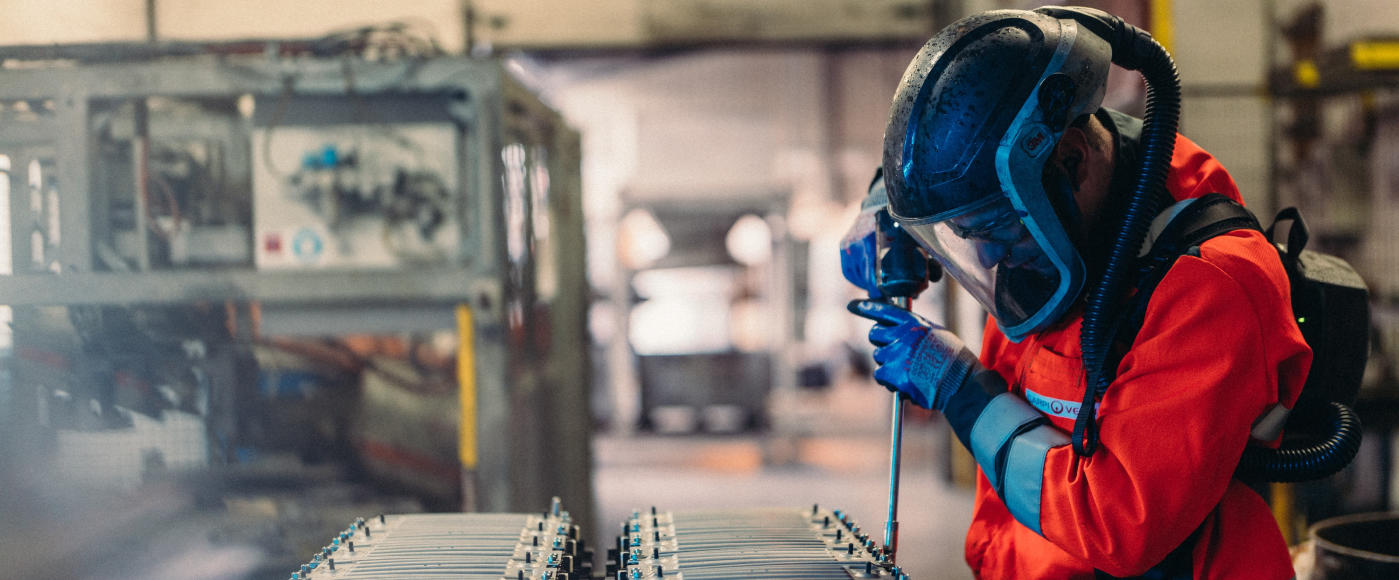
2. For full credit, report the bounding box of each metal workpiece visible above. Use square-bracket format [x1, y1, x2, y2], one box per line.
[611, 506, 908, 579]
[298, 503, 589, 579]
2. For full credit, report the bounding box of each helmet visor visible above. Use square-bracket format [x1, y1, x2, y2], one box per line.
[898, 196, 1071, 338]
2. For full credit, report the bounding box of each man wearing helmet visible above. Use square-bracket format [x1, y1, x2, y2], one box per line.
[844, 7, 1309, 579]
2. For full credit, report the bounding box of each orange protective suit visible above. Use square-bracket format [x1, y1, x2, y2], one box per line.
[963, 130, 1312, 579]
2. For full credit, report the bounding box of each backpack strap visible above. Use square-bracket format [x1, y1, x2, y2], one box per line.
[1148, 193, 1261, 259]
[1073, 194, 1261, 456]
[1073, 195, 1260, 447]
[1111, 193, 1261, 357]
[1264, 206, 1310, 287]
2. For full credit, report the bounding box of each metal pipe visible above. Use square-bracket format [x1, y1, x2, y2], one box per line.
[883, 296, 910, 563]
[145, 0, 158, 42]
[132, 101, 151, 271]
[136, 1, 156, 270]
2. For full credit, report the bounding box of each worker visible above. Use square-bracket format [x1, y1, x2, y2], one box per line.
[843, 8, 1310, 579]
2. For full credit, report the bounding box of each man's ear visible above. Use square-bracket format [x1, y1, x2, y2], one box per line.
[1050, 127, 1090, 187]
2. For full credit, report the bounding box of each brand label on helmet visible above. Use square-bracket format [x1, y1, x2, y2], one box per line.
[1024, 388, 1098, 420]
[1020, 124, 1054, 158]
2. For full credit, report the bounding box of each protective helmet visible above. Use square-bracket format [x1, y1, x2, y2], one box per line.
[883, 9, 1111, 341]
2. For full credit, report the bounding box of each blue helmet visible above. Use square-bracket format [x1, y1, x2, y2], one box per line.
[883, 9, 1111, 341]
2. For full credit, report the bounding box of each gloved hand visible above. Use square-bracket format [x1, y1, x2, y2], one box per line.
[848, 301, 1067, 536]
[848, 299, 982, 412]
[839, 171, 891, 299]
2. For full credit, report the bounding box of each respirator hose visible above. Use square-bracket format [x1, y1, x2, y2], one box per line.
[1036, 7, 1181, 457]
[1237, 401, 1364, 483]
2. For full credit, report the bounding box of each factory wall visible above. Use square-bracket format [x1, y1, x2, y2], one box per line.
[547, 48, 910, 207]
[1172, 0, 1399, 219]
[1173, 0, 1271, 215]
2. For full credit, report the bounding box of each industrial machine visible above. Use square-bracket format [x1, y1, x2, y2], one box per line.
[0, 34, 594, 565]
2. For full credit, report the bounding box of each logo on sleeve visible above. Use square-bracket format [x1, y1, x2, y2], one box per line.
[1024, 388, 1099, 420]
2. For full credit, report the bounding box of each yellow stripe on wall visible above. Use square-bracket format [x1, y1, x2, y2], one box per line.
[457, 304, 478, 469]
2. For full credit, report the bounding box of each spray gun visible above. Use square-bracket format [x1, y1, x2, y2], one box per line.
[871, 209, 938, 564]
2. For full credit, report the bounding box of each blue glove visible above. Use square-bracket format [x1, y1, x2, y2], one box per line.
[847, 299, 982, 411]
[839, 172, 891, 299]
[849, 299, 1072, 539]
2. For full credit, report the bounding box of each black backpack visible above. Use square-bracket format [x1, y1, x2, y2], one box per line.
[1102, 193, 1368, 482]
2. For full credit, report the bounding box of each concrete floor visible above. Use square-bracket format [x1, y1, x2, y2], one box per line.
[593, 388, 978, 580]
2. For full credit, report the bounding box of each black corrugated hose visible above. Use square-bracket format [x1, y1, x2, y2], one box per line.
[1237, 401, 1364, 483]
[1035, 7, 1182, 458]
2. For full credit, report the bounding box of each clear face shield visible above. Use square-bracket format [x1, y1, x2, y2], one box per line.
[897, 194, 1077, 340]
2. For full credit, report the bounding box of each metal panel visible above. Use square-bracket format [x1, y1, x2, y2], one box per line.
[539, 122, 595, 527]
[5, 150, 36, 275]
[0, 269, 485, 306]
[0, 57, 502, 100]
[258, 304, 460, 335]
[53, 95, 93, 272]
[464, 56, 513, 519]
[0, 117, 61, 146]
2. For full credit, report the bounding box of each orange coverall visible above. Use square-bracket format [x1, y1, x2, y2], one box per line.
[964, 132, 1312, 578]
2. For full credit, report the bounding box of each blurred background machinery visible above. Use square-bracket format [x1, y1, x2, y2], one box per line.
[2, 2, 1399, 580]
[0, 31, 591, 579]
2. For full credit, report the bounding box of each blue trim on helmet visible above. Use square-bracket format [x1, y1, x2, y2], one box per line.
[993, 20, 1088, 341]
[1003, 423, 1070, 536]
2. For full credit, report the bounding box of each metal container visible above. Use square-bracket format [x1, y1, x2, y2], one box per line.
[1310, 512, 1399, 579]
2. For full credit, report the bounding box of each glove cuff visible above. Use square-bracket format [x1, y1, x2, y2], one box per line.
[934, 348, 979, 411]
[908, 340, 980, 412]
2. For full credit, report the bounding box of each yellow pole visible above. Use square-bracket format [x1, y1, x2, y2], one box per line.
[1271, 482, 1298, 545]
[1150, 0, 1174, 54]
[456, 304, 478, 470]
